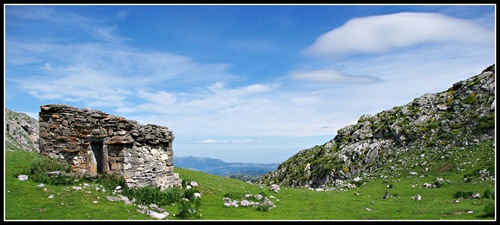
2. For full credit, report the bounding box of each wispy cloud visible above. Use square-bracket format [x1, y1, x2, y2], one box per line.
[198, 139, 228, 143]
[6, 5, 130, 44]
[290, 70, 383, 83]
[302, 12, 494, 58]
[6, 41, 237, 108]
[197, 139, 265, 144]
[6, 6, 55, 21]
[115, 81, 274, 115]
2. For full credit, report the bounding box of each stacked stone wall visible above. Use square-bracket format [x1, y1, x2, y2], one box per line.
[38, 104, 181, 190]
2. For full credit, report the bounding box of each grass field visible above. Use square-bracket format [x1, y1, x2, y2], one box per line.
[3, 140, 495, 221]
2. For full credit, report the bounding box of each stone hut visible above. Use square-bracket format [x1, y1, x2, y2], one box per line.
[38, 104, 181, 190]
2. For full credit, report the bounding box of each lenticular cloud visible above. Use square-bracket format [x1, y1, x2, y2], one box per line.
[303, 12, 494, 58]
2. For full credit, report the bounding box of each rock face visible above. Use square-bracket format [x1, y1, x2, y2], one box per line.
[258, 64, 495, 188]
[4, 108, 39, 152]
[38, 104, 181, 190]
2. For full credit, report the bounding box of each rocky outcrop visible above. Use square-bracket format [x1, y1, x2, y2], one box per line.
[258, 64, 495, 189]
[4, 108, 39, 152]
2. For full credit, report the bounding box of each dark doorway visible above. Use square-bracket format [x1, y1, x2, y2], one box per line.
[91, 142, 104, 174]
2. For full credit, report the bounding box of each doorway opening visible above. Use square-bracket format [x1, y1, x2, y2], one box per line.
[91, 141, 104, 174]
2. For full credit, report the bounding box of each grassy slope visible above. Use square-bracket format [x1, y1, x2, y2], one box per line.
[4, 140, 495, 221]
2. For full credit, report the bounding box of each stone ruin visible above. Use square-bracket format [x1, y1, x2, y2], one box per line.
[38, 104, 181, 190]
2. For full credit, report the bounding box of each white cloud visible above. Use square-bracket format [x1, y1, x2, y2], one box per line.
[121, 84, 354, 138]
[197, 139, 265, 144]
[7, 41, 237, 111]
[117, 10, 129, 20]
[18, 63, 133, 108]
[303, 12, 494, 58]
[6, 6, 55, 21]
[290, 70, 383, 83]
[91, 26, 128, 44]
[116, 82, 274, 117]
[198, 139, 229, 143]
[232, 139, 266, 143]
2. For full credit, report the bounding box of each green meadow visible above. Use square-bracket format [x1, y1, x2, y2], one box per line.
[4, 140, 495, 221]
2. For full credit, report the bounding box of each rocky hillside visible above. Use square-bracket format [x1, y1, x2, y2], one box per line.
[258, 64, 495, 189]
[4, 108, 39, 152]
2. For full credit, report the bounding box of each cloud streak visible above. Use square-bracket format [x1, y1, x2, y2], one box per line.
[197, 139, 265, 144]
[6, 41, 238, 109]
[290, 70, 383, 83]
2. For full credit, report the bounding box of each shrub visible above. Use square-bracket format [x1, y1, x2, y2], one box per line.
[433, 180, 445, 188]
[27, 155, 72, 174]
[453, 191, 474, 199]
[223, 192, 245, 200]
[123, 184, 189, 207]
[352, 180, 364, 187]
[483, 189, 495, 199]
[428, 121, 440, 130]
[446, 97, 453, 106]
[164, 187, 184, 204]
[465, 93, 477, 104]
[176, 198, 202, 219]
[23, 155, 79, 185]
[476, 114, 495, 130]
[255, 202, 273, 212]
[175, 183, 202, 220]
[483, 202, 495, 218]
[93, 173, 127, 191]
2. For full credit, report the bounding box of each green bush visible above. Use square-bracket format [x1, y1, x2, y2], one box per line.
[93, 173, 127, 191]
[453, 191, 474, 199]
[352, 180, 364, 187]
[223, 192, 245, 200]
[255, 203, 272, 212]
[433, 180, 445, 188]
[428, 121, 440, 130]
[128, 185, 180, 207]
[476, 114, 495, 130]
[483, 202, 495, 218]
[175, 197, 202, 219]
[21, 155, 79, 185]
[483, 189, 495, 199]
[465, 93, 477, 104]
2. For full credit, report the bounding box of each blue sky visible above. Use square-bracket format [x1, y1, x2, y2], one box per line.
[4, 4, 495, 163]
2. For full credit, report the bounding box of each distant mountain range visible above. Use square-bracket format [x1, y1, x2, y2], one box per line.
[174, 156, 279, 177]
